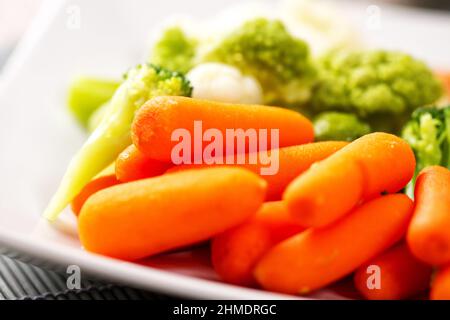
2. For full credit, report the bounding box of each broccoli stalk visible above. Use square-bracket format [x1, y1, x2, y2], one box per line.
[87, 101, 112, 132]
[402, 106, 450, 198]
[44, 64, 192, 221]
[203, 18, 316, 106]
[67, 77, 120, 128]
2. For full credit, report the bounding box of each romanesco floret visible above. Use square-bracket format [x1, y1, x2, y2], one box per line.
[313, 111, 371, 142]
[312, 50, 442, 118]
[203, 18, 316, 105]
[150, 27, 197, 74]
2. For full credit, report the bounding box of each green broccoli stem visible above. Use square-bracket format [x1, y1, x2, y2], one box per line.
[68, 77, 120, 128]
[88, 101, 112, 132]
[44, 84, 136, 221]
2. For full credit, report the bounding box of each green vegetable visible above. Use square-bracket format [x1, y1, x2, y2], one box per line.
[150, 27, 197, 74]
[312, 50, 442, 123]
[401, 105, 450, 198]
[87, 101, 111, 132]
[364, 113, 411, 134]
[203, 18, 316, 105]
[44, 64, 192, 221]
[313, 111, 371, 141]
[67, 77, 120, 128]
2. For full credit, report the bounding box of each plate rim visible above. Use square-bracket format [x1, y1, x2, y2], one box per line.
[0, 224, 304, 300]
[8, 0, 447, 300]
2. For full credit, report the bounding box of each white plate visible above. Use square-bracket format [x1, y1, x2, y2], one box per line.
[0, 0, 449, 300]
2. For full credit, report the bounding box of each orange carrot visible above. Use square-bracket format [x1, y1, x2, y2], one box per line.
[211, 201, 305, 286]
[431, 266, 450, 300]
[354, 243, 432, 300]
[407, 165, 450, 265]
[115, 144, 171, 182]
[435, 71, 450, 98]
[283, 132, 415, 227]
[71, 174, 120, 216]
[168, 141, 348, 200]
[78, 167, 266, 260]
[131, 96, 314, 162]
[254, 194, 413, 295]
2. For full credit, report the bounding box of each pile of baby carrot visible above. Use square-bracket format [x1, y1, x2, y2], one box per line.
[73, 96, 450, 300]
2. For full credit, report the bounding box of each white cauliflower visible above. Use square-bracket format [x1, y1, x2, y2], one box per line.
[280, 0, 363, 55]
[187, 63, 263, 104]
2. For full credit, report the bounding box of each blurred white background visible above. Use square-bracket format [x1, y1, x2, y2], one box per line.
[1, 0, 449, 71]
[0, 0, 42, 66]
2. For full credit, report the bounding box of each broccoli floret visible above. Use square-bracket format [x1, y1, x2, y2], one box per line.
[150, 27, 197, 74]
[126, 64, 192, 97]
[67, 77, 120, 128]
[312, 50, 442, 119]
[86, 65, 191, 132]
[401, 105, 450, 197]
[44, 64, 192, 220]
[313, 111, 371, 142]
[203, 18, 316, 105]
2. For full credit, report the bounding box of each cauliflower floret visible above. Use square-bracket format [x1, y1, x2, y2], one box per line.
[280, 0, 363, 55]
[187, 63, 263, 104]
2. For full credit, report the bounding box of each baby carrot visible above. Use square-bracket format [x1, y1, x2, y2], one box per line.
[131, 96, 314, 162]
[211, 201, 305, 286]
[431, 266, 450, 300]
[283, 132, 415, 227]
[71, 174, 120, 216]
[435, 71, 450, 99]
[254, 194, 413, 295]
[115, 144, 171, 182]
[168, 141, 348, 200]
[407, 165, 450, 265]
[78, 167, 266, 260]
[354, 243, 432, 300]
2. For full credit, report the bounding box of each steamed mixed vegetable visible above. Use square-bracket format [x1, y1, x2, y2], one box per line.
[44, 64, 192, 220]
[46, 0, 450, 300]
[202, 18, 316, 105]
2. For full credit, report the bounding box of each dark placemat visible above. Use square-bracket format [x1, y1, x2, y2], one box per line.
[0, 253, 168, 300]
